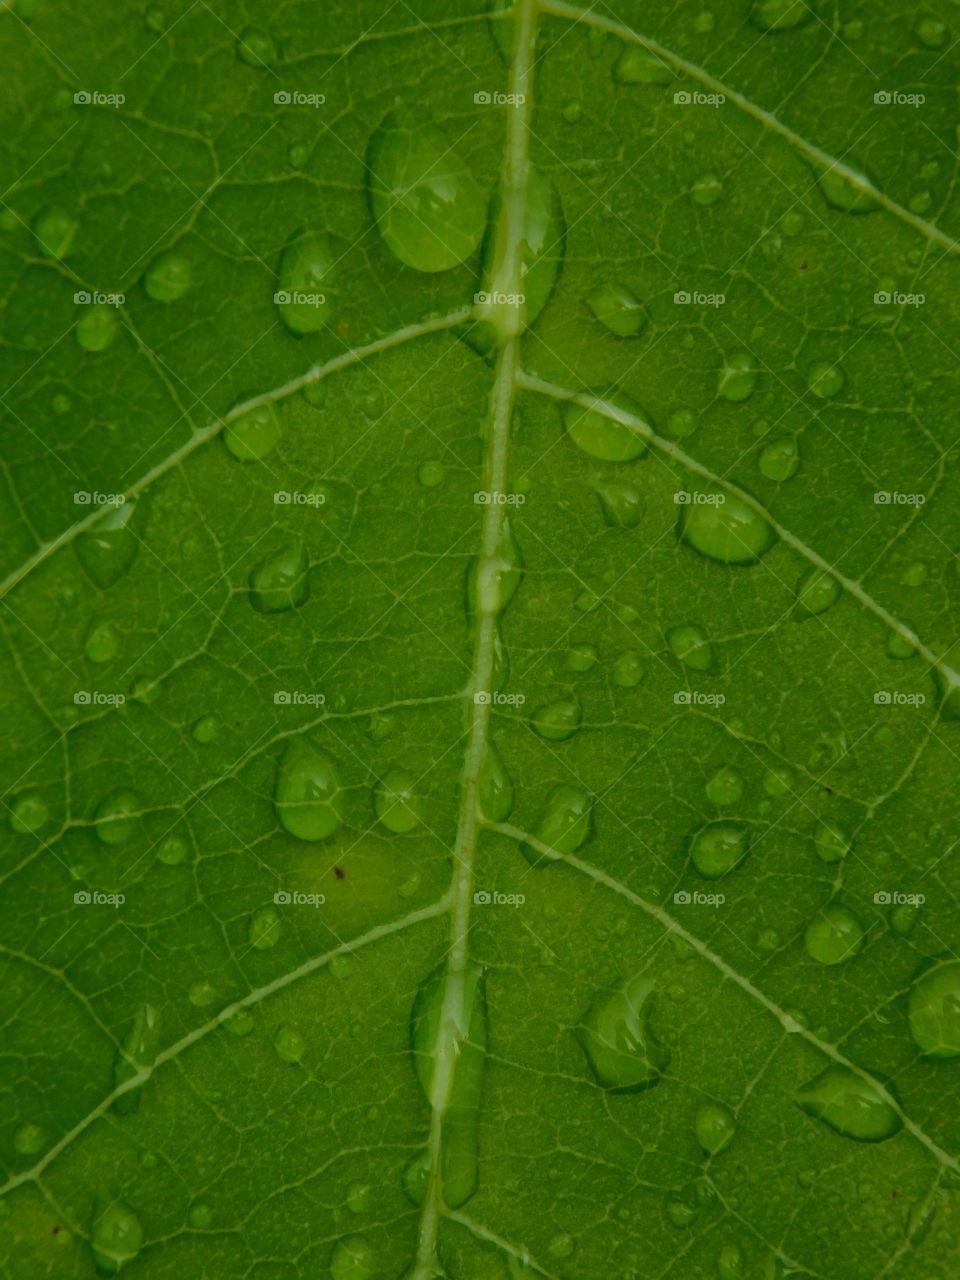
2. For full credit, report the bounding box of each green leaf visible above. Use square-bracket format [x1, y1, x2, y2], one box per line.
[2, 1, 960, 1278]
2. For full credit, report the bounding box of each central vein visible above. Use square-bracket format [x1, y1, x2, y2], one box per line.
[410, 1, 539, 1273]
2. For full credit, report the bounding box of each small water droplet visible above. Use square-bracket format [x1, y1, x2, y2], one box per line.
[666, 407, 697, 438]
[10, 793, 48, 833]
[908, 960, 960, 1057]
[143, 251, 192, 302]
[563, 391, 649, 462]
[705, 766, 744, 805]
[91, 1197, 143, 1275]
[547, 1234, 575, 1259]
[666, 623, 713, 671]
[561, 100, 583, 123]
[224, 401, 280, 462]
[374, 768, 423, 833]
[94, 788, 141, 844]
[478, 741, 513, 822]
[287, 142, 308, 168]
[417, 459, 444, 487]
[113, 1004, 160, 1114]
[890, 902, 919, 934]
[758, 436, 799, 480]
[276, 230, 337, 334]
[191, 714, 219, 744]
[156, 835, 186, 865]
[521, 786, 592, 865]
[467, 517, 523, 615]
[612, 650, 644, 688]
[689, 821, 748, 878]
[613, 46, 672, 84]
[249, 537, 309, 613]
[595, 479, 644, 527]
[806, 360, 845, 399]
[188, 979, 216, 1008]
[584, 280, 646, 336]
[914, 15, 949, 47]
[274, 1024, 305, 1063]
[84, 618, 121, 664]
[576, 971, 670, 1090]
[794, 568, 841, 619]
[33, 206, 77, 258]
[248, 905, 281, 951]
[718, 1243, 745, 1279]
[795, 1066, 901, 1141]
[77, 304, 121, 352]
[695, 1102, 735, 1154]
[817, 166, 878, 213]
[762, 765, 793, 797]
[567, 642, 598, 672]
[678, 488, 776, 565]
[275, 740, 343, 841]
[804, 902, 864, 964]
[694, 10, 716, 32]
[13, 1123, 45, 1155]
[75, 497, 145, 589]
[236, 26, 276, 68]
[813, 819, 850, 864]
[691, 172, 723, 206]
[531, 698, 582, 741]
[751, 0, 815, 30]
[718, 349, 758, 401]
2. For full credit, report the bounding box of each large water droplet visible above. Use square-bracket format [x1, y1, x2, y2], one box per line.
[695, 1101, 735, 1154]
[368, 107, 485, 273]
[678, 489, 776, 565]
[330, 1235, 376, 1280]
[908, 960, 960, 1057]
[113, 1004, 160, 1114]
[143, 250, 192, 301]
[94, 788, 141, 844]
[804, 902, 864, 965]
[584, 280, 646, 336]
[478, 741, 513, 821]
[75, 498, 145, 589]
[689, 821, 748, 878]
[520, 785, 591, 865]
[563, 391, 649, 461]
[249, 538, 309, 613]
[77, 304, 121, 352]
[276, 230, 337, 334]
[531, 697, 582, 741]
[718, 350, 759, 401]
[576, 971, 670, 1091]
[411, 961, 487, 1208]
[275, 740, 343, 841]
[224, 401, 280, 461]
[667, 623, 713, 671]
[91, 1197, 144, 1275]
[795, 1066, 901, 1142]
[374, 768, 423, 833]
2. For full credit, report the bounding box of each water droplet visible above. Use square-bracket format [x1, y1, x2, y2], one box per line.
[249, 537, 309, 613]
[595, 479, 644, 527]
[411, 962, 486, 1208]
[890, 902, 919, 935]
[817, 166, 878, 213]
[691, 172, 723, 205]
[145, 9, 164, 33]
[94, 788, 141, 844]
[667, 407, 697, 438]
[666, 623, 713, 671]
[806, 360, 845, 399]
[914, 16, 948, 47]
[13, 1123, 45, 1155]
[758, 436, 799, 480]
[689, 821, 748, 879]
[478, 741, 513, 821]
[666, 1195, 697, 1227]
[344, 1183, 374, 1214]
[91, 1196, 143, 1275]
[718, 1243, 745, 1279]
[521, 786, 592, 865]
[248, 904, 281, 950]
[613, 45, 672, 84]
[417, 459, 444, 487]
[718, 349, 758, 402]
[467, 516, 523, 615]
[288, 142, 308, 168]
[795, 1066, 901, 1142]
[75, 497, 145, 589]
[10, 793, 48, 833]
[887, 629, 916, 659]
[794, 568, 841, 619]
[33, 206, 77, 258]
[547, 1234, 575, 1259]
[188, 1202, 212, 1229]
[563, 391, 649, 462]
[612, 650, 644, 688]
[276, 230, 337, 334]
[694, 10, 716, 32]
[274, 740, 343, 842]
[374, 767, 423, 833]
[77, 304, 121, 352]
[84, 618, 121, 664]
[191, 714, 219, 744]
[678, 488, 776, 565]
[751, 0, 815, 30]
[763, 765, 793, 797]
[531, 697, 582, 741]
[567, 642, 598, 672]
[908, 960, 960, 1057]
[143, 250, 192, 302]
[804, 902, 864, 964]
[113, 1004, 160, 1114]
[368, 106, 485, 273]
[274, 1024, 305, 1064]
[561, 100, 583, 123]
[584, 280, 646, 336]
[236, 26, 276, 68]
[576, 970, 669, 1091]
[224, 402, 280, 462]
[188, 979, 216, 1008]
[705, 766, 743, 805]
[901, 559, 927, 588]
[695, 1102, 735, 1154]
[156, 835, 186, 865]
[813, 819, 850, 864]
